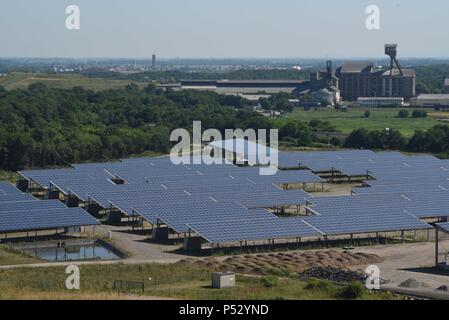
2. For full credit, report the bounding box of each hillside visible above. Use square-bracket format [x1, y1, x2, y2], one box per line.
[0, 72, 144, 91]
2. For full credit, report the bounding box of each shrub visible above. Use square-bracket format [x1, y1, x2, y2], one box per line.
[305, 278, 333, 291]
[330, 137, 341, 146]
[267, 267, 290, 277]
[398, 110, 409, 118]
[338, 281, 364, 299]
[412, 109, 428, 118]
[364, 110, 371, 118]
[261, 276, 279, 288]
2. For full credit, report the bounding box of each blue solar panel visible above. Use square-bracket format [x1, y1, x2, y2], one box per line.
[304, 210, 431, 236]
[133, 199, 277, 233]
[0, 200, 66, 213]
[0, 194, 35, 203]
[0, 207, 100, 233]
[0, 182, 22, 195]
[188, 217, 323, 244]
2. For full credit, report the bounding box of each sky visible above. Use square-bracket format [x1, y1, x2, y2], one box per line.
[1, 0, 448, 59]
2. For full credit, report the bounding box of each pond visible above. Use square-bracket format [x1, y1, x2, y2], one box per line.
[16, 240, 121, 262]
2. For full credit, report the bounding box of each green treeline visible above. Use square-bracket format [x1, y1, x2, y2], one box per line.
[0, 83, 255, 170]
[1, 82, 449, 171]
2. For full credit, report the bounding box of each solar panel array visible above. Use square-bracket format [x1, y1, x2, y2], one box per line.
[18, 155, 323, 238]
[0, 183, 99, 233]
[17, 149, 449, 245]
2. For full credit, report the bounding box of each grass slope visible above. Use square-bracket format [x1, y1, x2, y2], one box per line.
[0, 73, 144, 91]
[0, 263, 396, 300]
[280, 108, 447, 137]
[0, 246, 43, 266]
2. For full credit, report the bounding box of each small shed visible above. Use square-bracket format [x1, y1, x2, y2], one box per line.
[212, 272, 236, 289]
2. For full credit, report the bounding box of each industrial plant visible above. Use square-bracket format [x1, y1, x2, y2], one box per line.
[165, 44, 419, 106]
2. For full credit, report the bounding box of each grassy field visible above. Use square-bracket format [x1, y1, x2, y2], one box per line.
[0, 246, 43, 266]
[279, 108, 448, 137]
[0, 262, 396, 300]
[0, 73, 145, 91]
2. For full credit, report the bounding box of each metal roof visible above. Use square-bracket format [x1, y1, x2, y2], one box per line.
[339, 61, 373, 73]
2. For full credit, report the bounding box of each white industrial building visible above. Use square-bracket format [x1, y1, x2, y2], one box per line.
[357, 97, 404, 107]
[410, 94, 449, 108]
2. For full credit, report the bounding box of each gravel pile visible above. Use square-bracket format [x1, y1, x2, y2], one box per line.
[301, 266, 367, 283]
[399, 278, 421, 288]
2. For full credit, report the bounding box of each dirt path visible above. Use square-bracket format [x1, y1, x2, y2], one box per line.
[350, 242, 449, 289]
[96, 225, 187, 262]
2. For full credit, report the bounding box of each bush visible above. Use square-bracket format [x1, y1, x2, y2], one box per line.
[305, 278, 333, 291]
[267, 267, 290, 277]
[412, 109, 428, 118]
[330, 137, 342, 146]
[364, 110, 371, 118]
[261, 276, 279, 288]
[338, 282, 364, 299]
[398, 110, 409, 118]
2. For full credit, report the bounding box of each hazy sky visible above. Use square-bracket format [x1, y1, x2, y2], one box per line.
[1, 0, 448, 59]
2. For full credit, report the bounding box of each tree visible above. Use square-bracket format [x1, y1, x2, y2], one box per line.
[279, 121, 313, 146]
[412, 109, 428, 118]
[398, 110, 409, 118]
[344, 128, 372, 149]
[259, 98, 272, 110]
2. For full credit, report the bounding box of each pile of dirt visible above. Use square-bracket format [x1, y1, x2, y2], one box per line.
[399, 278, 421, 289]
[300, 266, 367, 283]
[175, 250, 383, 276]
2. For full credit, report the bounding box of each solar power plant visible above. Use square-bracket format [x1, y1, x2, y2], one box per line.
[0, 182, 22, 195]
[188, 217, 323, 244]
[16, 150, 449, 244]
[0, 207, 100, 233]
